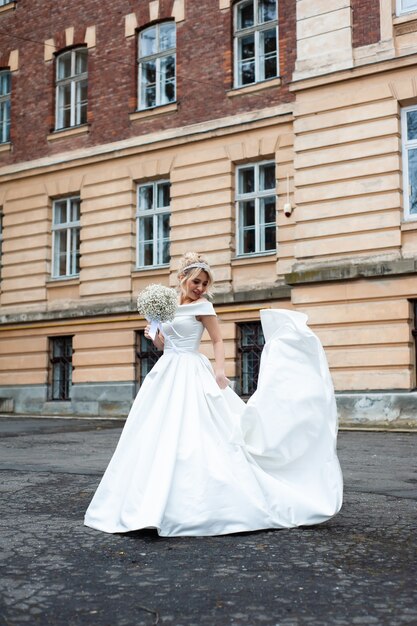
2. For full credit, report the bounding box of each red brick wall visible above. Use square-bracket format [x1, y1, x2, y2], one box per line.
[352, 0, 381, 48]
[0, 0, 296, 165]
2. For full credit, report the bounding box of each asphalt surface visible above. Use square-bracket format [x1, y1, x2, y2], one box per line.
[0, 417, 416, 626]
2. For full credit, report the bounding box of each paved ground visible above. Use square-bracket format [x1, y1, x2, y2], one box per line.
[0, 417, 416, 626]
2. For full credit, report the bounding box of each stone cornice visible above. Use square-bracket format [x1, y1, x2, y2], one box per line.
[290, 51, 417, 92]
[285, 258, 417, 285]
[0, 285, 292, 326]
[0, 104, 293, 182]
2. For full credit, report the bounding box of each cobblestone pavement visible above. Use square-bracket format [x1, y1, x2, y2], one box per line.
[0, 417, 416, 626]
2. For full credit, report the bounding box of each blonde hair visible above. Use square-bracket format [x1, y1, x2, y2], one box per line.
[177, 252, 214, 299]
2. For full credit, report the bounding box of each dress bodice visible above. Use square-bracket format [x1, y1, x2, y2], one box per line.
[161, 299, 216, 353]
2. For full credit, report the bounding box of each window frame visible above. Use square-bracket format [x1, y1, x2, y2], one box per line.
[55, 47, 88, 130]
[396, 0, 417, 16]
[235, 160, 277, 257]
[49, 336, 73, 401]
[138, 22, 176, 111]
[0, 69, 11, 144]
[401, 105, 417, 222]
[51, 196, 81, 278]
[136, 180, 171, 269]
[233, 0, 279, 88]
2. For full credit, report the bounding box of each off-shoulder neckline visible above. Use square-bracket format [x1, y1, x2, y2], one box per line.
[178, 299, 210, 307]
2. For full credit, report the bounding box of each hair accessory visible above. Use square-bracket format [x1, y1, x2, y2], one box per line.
[182, 262, 210, 272]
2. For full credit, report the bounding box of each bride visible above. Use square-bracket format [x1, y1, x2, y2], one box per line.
[84, 252, 343, 536]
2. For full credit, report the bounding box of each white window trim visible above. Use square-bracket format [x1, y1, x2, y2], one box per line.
[235, 160, 277, 256]
[136, 180, 171, 268]
[138, 23, 176, 111]
[51, 196, 81, 278]
[55, 49, 88, 130]
[233, 0, 279, 89]
[0, 70, 11, 144]
[401, 106, 417, 222]
[396, 0, 417, 16]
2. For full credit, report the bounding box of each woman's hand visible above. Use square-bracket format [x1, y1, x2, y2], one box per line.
[215, 370, 230, 390]
[144, 325, 164, 350]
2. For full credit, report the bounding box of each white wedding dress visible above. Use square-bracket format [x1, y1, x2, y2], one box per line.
[84, 301, 343, 536]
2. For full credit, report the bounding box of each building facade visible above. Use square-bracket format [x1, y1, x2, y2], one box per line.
[0, 0, 416, 427]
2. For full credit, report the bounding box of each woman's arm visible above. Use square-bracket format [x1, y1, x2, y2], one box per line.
[144, 325, 165, 351]
[200, 315, 230, 389]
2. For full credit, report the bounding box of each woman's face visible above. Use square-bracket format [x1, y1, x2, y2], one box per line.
[182, 270, 209, 302]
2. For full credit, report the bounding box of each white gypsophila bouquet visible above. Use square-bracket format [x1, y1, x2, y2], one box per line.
[136, 284, 178, 340]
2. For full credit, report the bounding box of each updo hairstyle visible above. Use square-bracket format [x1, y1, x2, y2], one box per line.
[177, 252, 214, 299]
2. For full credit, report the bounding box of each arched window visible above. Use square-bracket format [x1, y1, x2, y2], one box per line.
[234, 0, 278, 88]
[0, 69, 11, 143]
[55, 48, 88, 130]
[138, 22, 176, 110]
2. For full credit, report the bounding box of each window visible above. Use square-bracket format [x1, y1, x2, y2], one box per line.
[52, 196, 81, 278]
[135, 331, 162, 390]
[236, 161, 276, 256]
[55, 48, 87, 130]
[49, 336, 73, 400]
[136, 180, 170, 267]
[138, 22, 176, 109]
[237, 322, 265, 397]
[0, 70, 10, 143]
[0, 1, 14, 5]
[234, 0, 278, 88]
[397, 0, 417, 15]
[401, 106, 417, 220]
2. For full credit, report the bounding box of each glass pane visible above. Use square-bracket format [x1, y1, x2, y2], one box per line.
[57, 52, 72, 80]
[239, 34, 255, 60]
[160, 22, 176, 51]
[141, 216, 153, 240]
[159, 212, 170, 238]
[237, 1, 254, 29]
[141, 60, 156, 85]
[76, 80, 88, 125]
[139, 185, 153, 210]
[264, 225, 276, 250]
[240, 60, 255, 85]
[71, 227, 80, 274]
[401, 0, 417, 12]
[157, 183, 170, 208]
[145, 86, 156, 108]
[264, 54, 277, 80]
[258, 0, 277, 23]
[140, 26, 157, 57]
[243, 228, 256, 254]
[0, 72, 10, 96]
[75, 49, 88, 75]
[239, 167, 255, 194]
[241, 200, 255, 226]
[54, 230, 68, 276]
[160, 55, 176, 104]
[260, 197, 275, 224]
[143, 242, 153, 266]
[260, 163, 275, 191]
[54, 200, 68, 225]
[162, 240, 170, 264]
[262, 28, 277, 54]
[408, 148, 417, 215]
[407, 110, 417, 141]
[70, 198, 80, 222]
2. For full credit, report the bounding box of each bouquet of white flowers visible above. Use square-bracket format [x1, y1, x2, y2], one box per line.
[136, 284, 178, 340]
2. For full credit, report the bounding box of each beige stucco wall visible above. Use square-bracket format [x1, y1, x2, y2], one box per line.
[1, 62, 417, 400]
